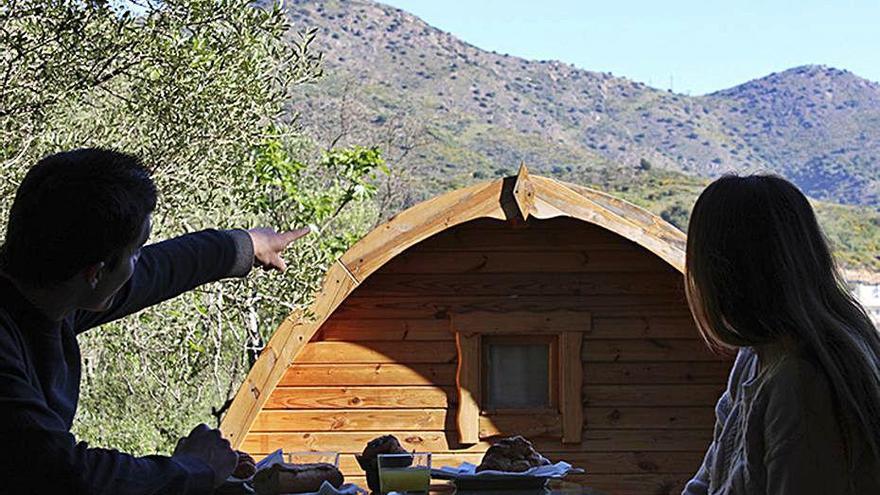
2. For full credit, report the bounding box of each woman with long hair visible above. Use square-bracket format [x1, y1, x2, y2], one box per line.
[681, 175, 880, 494]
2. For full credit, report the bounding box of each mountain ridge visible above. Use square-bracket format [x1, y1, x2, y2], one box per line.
[281, 0, 879, 209]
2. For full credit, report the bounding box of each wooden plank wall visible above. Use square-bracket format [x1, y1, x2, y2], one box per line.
[242, 217, 732, 495]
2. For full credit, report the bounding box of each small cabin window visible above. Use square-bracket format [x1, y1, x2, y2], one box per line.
[453, 311, 588, 444]
[481, 335, 558, 411]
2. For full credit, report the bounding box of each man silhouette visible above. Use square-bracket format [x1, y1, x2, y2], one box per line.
[0, 148, 309, 493]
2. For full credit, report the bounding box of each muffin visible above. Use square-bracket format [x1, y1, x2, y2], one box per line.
[355, 435, 411, 492]
[476, 436, 551, 473]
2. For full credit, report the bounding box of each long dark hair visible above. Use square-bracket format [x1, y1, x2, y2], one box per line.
[685, 174, 880, 466]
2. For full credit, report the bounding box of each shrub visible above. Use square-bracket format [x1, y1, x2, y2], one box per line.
[0, 0, 384, 455]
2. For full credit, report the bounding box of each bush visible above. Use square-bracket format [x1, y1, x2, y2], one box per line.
[0, 0, 384, 455]
[660, 203, 690, 230]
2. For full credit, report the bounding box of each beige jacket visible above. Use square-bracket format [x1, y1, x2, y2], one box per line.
[682, 347, 880, 495]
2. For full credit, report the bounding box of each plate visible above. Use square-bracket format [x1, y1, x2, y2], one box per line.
[453, 475, 550, 491]
[431, 469, 551, 491]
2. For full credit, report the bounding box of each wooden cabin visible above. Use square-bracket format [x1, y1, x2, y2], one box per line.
[220, 166, 733, 495]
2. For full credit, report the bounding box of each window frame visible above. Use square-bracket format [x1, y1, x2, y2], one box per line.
[452, 311, 590, 445]
[480, 334, 559, 414]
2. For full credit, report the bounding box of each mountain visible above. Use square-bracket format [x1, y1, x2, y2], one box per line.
[706, 66, 880, 204]
[280, 0, 879, 208]
[272, 0, 879, 269]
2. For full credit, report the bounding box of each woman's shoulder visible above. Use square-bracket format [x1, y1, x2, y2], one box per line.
[766, 350, 824, 386]
[758, 350, 835, 414]
[727, 346, 833, 411]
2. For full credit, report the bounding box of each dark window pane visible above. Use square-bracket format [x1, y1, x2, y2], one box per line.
[485, 342, 550, 409]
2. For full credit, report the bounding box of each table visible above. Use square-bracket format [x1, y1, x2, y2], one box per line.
[218, 479, 607, 495]
[414, 481, 607, 495]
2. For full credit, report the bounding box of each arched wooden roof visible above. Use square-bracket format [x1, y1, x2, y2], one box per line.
[220, 165, 687, 446]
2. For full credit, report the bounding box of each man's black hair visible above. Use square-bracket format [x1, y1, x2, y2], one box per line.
[0, 148, 157, 286]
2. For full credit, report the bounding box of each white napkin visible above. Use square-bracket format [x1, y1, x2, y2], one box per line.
[255, 449, 285, 470]
[297, 481, 367, 495]
[436, 461, 583, 478]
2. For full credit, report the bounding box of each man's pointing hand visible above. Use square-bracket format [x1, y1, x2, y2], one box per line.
[247, 227, 310, 272]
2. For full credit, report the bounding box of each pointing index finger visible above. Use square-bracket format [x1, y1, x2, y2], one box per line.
[281, 227, 310, 245]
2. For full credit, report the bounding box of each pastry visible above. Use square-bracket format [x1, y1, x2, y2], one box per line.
[476, 436, 551, 472]
[355, 435, 411, 492]
[252, 462, 344, 494]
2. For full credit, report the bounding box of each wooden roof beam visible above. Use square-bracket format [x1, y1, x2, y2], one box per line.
[512, 162, 535, 221]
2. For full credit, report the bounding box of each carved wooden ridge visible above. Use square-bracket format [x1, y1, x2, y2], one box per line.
[513, 162, 535, 220]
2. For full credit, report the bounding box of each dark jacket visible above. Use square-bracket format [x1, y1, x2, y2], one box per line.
[0, 229, 253, 494]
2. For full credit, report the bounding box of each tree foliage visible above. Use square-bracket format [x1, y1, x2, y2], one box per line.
[1, 0, 383, 454]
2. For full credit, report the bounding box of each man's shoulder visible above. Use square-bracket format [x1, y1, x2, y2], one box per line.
[0, 310, 28, 366]
[0, 309, 20, 337]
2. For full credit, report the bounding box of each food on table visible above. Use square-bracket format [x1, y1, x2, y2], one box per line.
[232, 451, 257, 479]
[355, 435, 410, 492]
[252, 462, 344, 494]
[476, 435, 551, 473]
[359, 435, 409, 461]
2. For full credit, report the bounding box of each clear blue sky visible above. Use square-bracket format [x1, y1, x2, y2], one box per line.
[382, 0, 880, 95]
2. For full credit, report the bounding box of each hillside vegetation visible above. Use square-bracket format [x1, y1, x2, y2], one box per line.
[1, 0, 383, 454]
[279, 0, 880, 270]
[606, 170, 880, 271]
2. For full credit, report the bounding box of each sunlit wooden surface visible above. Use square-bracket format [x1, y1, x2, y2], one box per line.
[230, 174, 727, 494]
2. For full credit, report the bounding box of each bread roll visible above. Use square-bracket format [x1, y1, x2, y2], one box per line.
[477, 435, 551, 472]
[252, 462, 344, 494]
[358, 435, 408, 464]
[355, 435, 409, 492]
